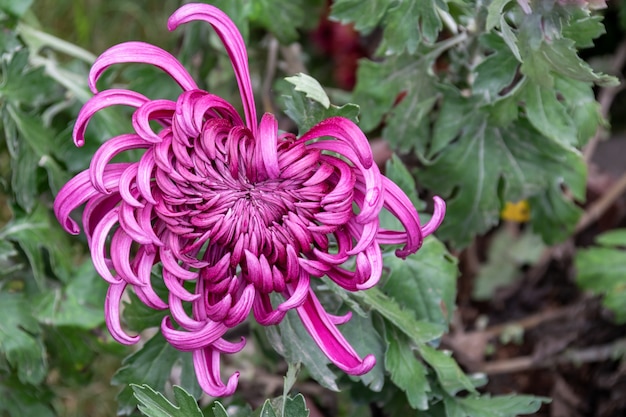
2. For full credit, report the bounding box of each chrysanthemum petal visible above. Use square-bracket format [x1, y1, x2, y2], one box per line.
[308, 141, 383, 224]
[105, 283, 140, 344]
[161, 316, 227, 351]
[421, 196, 446, 237]
[133, 100, 176, 143]
[224, 283, 255, 327]
[169, 292, 206, 331]
[91, 208, 124, 285]
[258, 113, 280, 179]
[90, 134, 150, 194]
[277, 271, 310, 311]
[300, 117, 373, 168]
[74, 89, 149, 146]
[377, 177, 422, 257]
[296, 289, 376, 375]
[110, 228, 144, 286]
[55, 163, 131, 234]
[89, 42, 198, 93]
[192, 347, 239, 397]
[355, 243, 382, 290]
[252, 292, 287, 325]
[168, 4, 257, 133]
[213, 337, 246, 354]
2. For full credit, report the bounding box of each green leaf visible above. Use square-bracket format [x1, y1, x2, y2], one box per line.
[0, 49, 57, 106]
[519, 22, 617, 87]
[0, 204, 72, 289]
[43, 326, 99, 383]
[383, 237, 457, 326]
[205, 0, 251, 42]
[485, 0, 515, 31]
[576, 231, 626, 323]
[562, 12, 605, 49]
[350, 287, 445, 345]
[0, 292, 47, 385]
[443, 393, 548, 417]
[473, 229, 545, 300]
[529, 181, 584, 245]
[338, 311, 385, 391]
[554, 76, 602, 146]
[419, 345, 475, 396]
[521, 81, 577, 146]
[250, 0, 310, 44]
[0, 375, 54, 417]
[266, 308, 339, 391]
[3, 105, 69, 212]
[112, 333, 201, 415]
[378, 0, 444, 53]
[208, 402, 230, 417]
[329, 0, 388, 33]
[285, 73, 330, 109]
[473, 34, 519, 102]
[123, 272, 169, 332]
[594, 229, 626, 246]
[259, 400, 278, 417]
[384, 155, 425, 211]
[33, 261, 106, 328]
[282, 87, 359, 135]
[132, 384, 203, 417]
[282, 394, 310, 417]
[420, 89, 586, 247]
[0, 0, 33, 17]
[353, 53, 438, 155]
[384, 325, 430, 410]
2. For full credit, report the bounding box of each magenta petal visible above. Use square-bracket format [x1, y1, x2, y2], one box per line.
[83, 193, 121, 245]
[91, 208, 124, 285]
[328, 311, 352, 325]
[54, 164, 130, 234]
[258, 113, 280, 179]
[160, 248, 198, 280]
[192, 347, 239, 397]
[161, 316, 227, 351]
[163, 268, 200, 302]
[355, 244, 382, 290]
[277, 271, 310, 311]
[347, 220, 379, 256]
[300, 117, 374, 169]
[224, 284, 255, 327]
[378, 177, 423, 257]
[110, 228, 143, 286]
[89, 41, 198, 93]
[105, 283, 140, 344]
[213, 337, 246, 354]
[253, 292, 287, 325]
[169, 293, 205, 331]
[296, 289, 375, 375]
[118, 202, 153, 245]
[194, 93, 244, 127]
[134, 282, 168, 310]
[117, 164, 144, 208]
[90, 134, 150, 194]
[421, 196, 446, 237]
[133, 100, 176, 143]
[74, 89, 149, 146]
[168, 4, 257, 133]
[309, 141, 383, 224]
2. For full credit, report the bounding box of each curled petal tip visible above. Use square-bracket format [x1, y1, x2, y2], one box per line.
[421, 196, 446, 237]
[348, 354, 376, 376]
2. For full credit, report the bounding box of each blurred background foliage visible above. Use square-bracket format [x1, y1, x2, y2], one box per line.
[2, 0, 626, 416]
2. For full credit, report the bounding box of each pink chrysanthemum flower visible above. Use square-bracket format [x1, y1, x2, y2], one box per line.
[54, 3, 445, 397]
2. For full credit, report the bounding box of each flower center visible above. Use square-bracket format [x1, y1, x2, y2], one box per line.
[152, 117, 329, 271]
